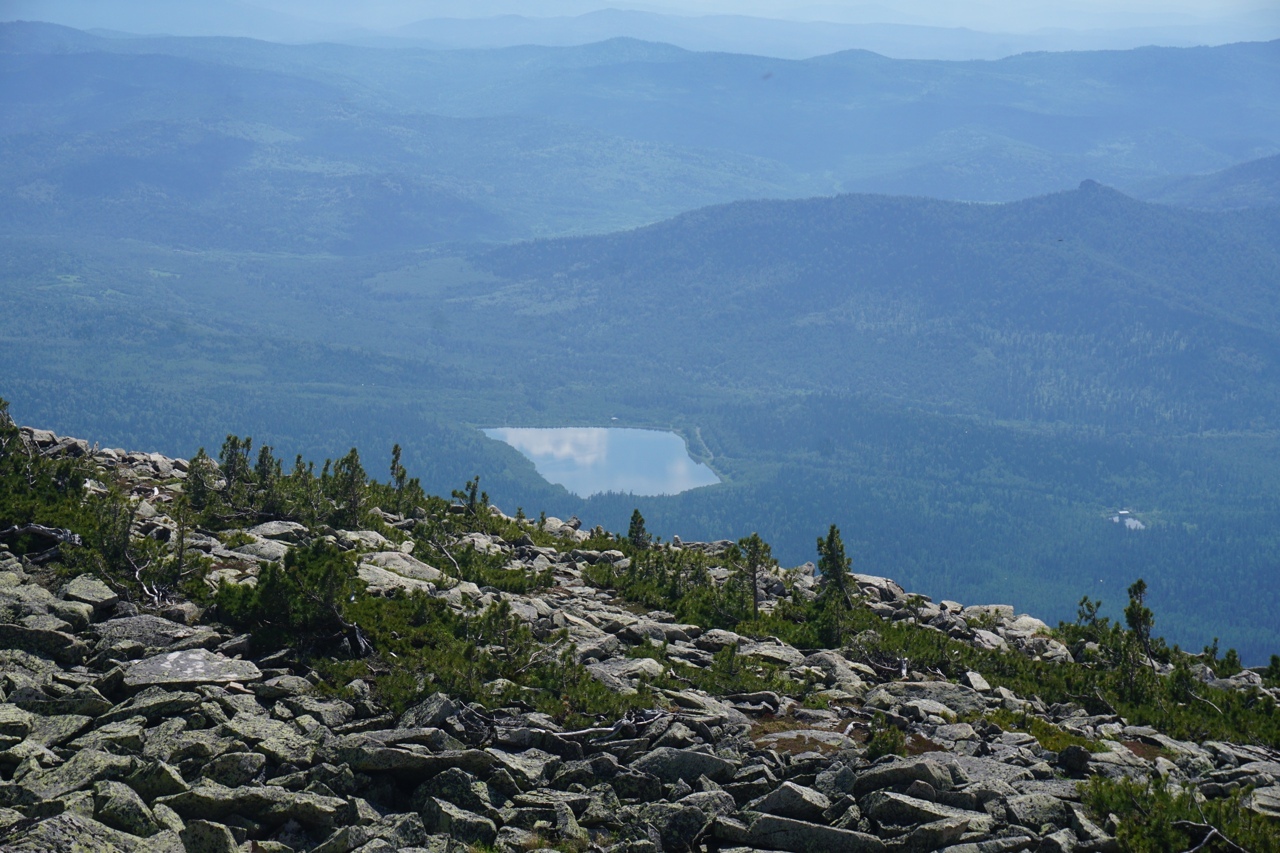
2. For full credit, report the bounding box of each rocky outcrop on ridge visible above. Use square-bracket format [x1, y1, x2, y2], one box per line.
[1, 426, 1278, 852]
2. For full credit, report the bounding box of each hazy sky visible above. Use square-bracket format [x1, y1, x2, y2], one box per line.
[252, 0, 1277, 30]
[5, 0, 1276, 33]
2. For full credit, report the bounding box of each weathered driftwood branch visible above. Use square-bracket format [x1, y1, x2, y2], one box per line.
[1189, 691, 1224, 715]
[1173, 820, 1249, 853]
[0, 524, 85, 548]
[427, 536, 462, 576]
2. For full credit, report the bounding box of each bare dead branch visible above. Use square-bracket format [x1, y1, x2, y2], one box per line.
[1173, 820, 1249, 853]
[0, 524, 85, 548]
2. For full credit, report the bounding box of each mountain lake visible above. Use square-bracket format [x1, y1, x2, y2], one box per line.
[483, 427, 720, 497]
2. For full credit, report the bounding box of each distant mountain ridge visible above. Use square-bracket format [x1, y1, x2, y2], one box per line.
[7, 0, 1280, 58]
[2, 22, 1279, 250]
[381, 10, 1280, 60]
[1134, 154, 1280, 210]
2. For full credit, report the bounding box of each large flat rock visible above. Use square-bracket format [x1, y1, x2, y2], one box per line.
[631, 746, 737, 784]
[863, 681, 988, 717]
[157, 781, 349, 830]
[123, 648, 261, 689]
[716, 813, 886, 853]
[852, 757, 954, 797]
[19, 748, 138, 800]
[0, 812, 183, 853]
[860, 791, 995, 834]
[93, 615, 219, 651]
[1245, 785, 1280, 819]
[61, 574, 119, 612]
[0, 623, 88, 666]
[364, 551, 443, 582]
[356, 563, 437, 595]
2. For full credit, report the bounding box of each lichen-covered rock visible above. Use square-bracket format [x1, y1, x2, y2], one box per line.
[1244, 785, 1280, 819]
[156, 781, 350, 830]
[0, 624, 90, 666]
[397, 692, 459, 729]
[0, 812, 182, 853]
[748, 781, 832, 822]
[864, 681, 988, 718]
[61, 575, 119, 613]
[415, 766, 493, 815]
[717, 812, 887, 853]
[179, 819, 239, 853]
[122, 648, 261, 689]
[232, 537, 291, 562]
[20, 748, 137, 800]
[10, 683, 113, 717]
[124, 760, 189, 801]
[67, 717, 147, 753]
[860, 790, 996, 834]
[27, 713, 93, 747]
[202, 751, 267, 787]
[247, 520, 308, 542]
[852, 758, 955, 798]
[421, 796, 498, 847]
[98, 686, 201, 726]
[92, 615, 218, 651]
[253, 674, 314, 701]
[0, 705, 34, 740]
[1005, 792, 1072, 830]
[93, 779, 160, 837]
[631, 747, 737, 784]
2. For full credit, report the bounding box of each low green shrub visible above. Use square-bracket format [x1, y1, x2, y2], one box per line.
[215, 540, 362, 656]
[866, 712, 907, 761]
[983, 708, 1107, 753]
[1081, 776, 1278, 853]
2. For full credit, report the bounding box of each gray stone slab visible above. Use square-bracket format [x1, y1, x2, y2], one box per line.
[716, 813, 886, 853]
[93, 615, 219, 651]
[123, 649, 261, 689]
[61, 575, 119, 611]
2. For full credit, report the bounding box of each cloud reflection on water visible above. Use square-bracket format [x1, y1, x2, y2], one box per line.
[484, 427, 720, 497]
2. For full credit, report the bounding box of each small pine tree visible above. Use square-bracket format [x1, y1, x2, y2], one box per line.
[219, 435, 256, 513]
[216, 540, 366, 655]
[328, 448, 367, 529]
[866, 712, 906, 760]
[185, 448, 219, 516]
[817, 524, 854, 605]
[736, 532, 774, 618]
[284, 454, 324, 527]
[255, 444, 285, 518]
[389, 444, 407, 513]
[815, 524, 856, 646]
[453, 476, 482, 515]
[1125, 579, 1155, 663]
[628, 509, 650, 549]
[1265, 655, 1280, 686]
[1219, 647, 1243, 678]
[1120, 578, 1160, 701]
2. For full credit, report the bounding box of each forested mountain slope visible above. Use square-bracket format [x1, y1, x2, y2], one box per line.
[472, 182, 1280, 434]
[6, 182, 1280, 662]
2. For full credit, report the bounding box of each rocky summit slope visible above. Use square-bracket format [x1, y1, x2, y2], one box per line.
[1, 425, 1279, 853]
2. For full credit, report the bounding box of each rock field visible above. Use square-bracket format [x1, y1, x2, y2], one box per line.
[1, 426, 1278, 852]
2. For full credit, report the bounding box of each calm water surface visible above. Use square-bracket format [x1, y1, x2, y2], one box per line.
[484, 427, 720, 497]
